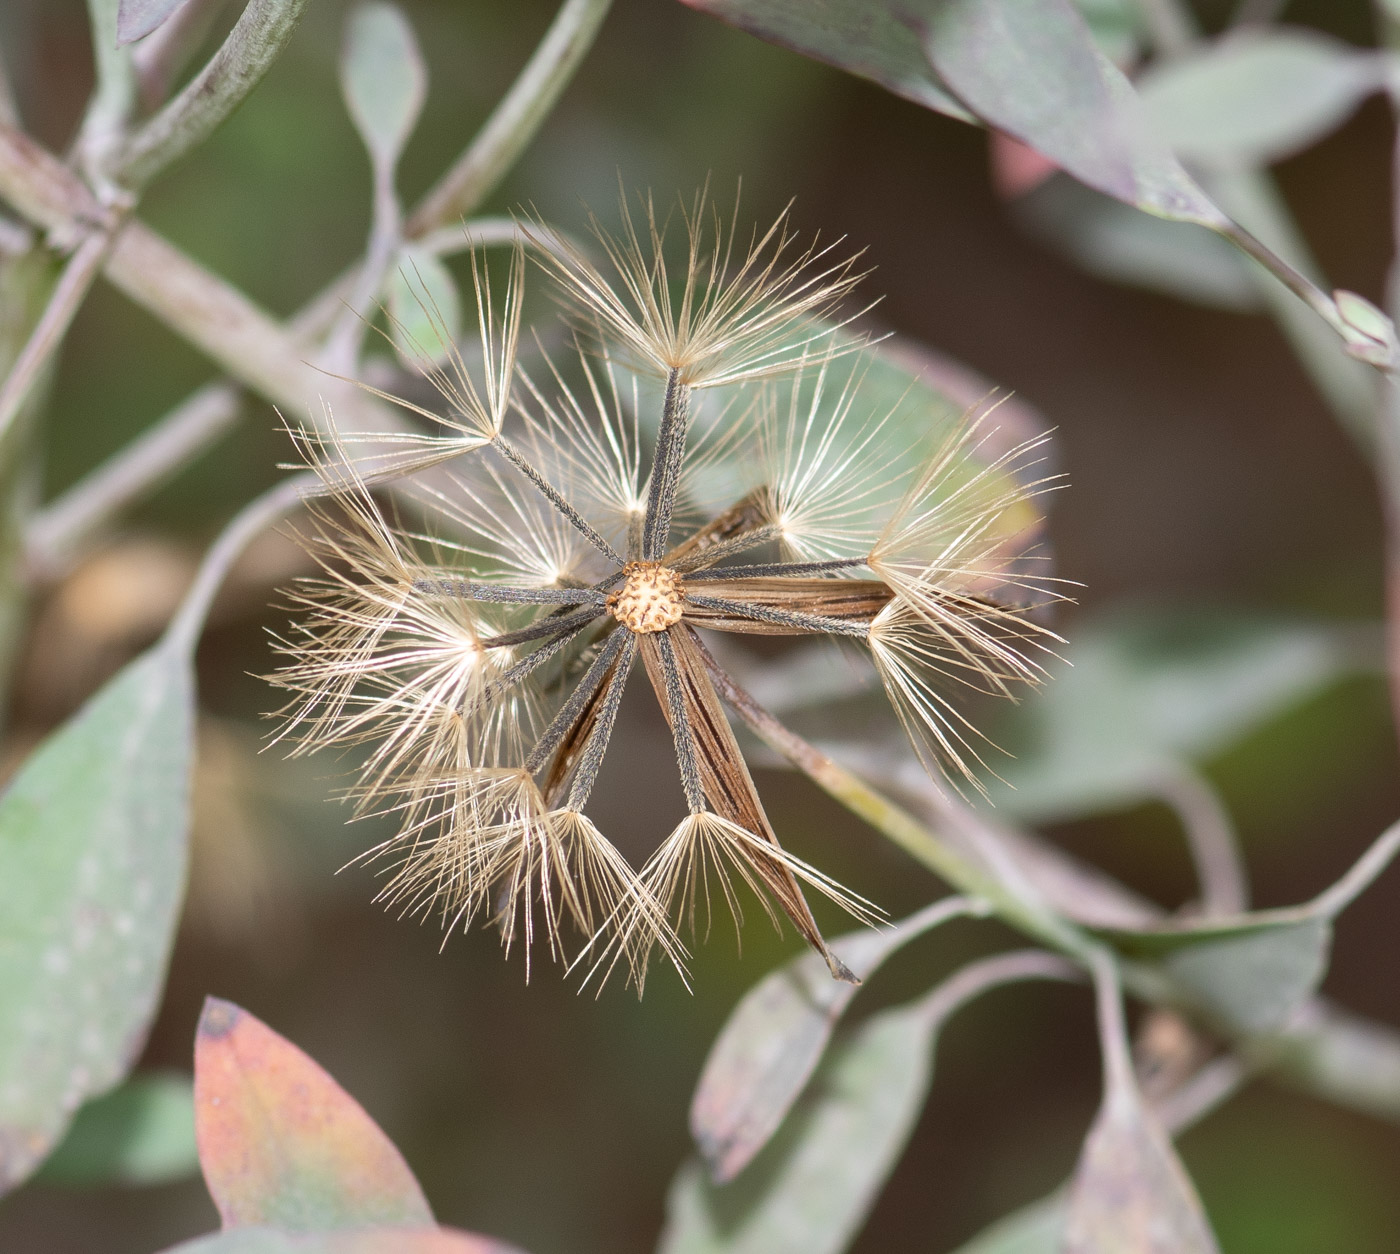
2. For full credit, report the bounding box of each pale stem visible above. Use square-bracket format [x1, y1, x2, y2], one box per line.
[112, 0, 313, 189]
[0, 245, 58, 720]
[405, 0, 615, 235]
[1384, 8, 1400, 738]
[165, 470, 317, 651]
[0, 224, 120, 444]
[0, 47, 19, 128]
[322, 145, 403, 375]
[1087, 945, 1136, 1096]
[131, 0, 234, 111]
[1206, 170, 1376, 447]
[74, 0, 136, 190]
[917, 948, 1080, 1029]
[1149, 761, 1249, 917]
[24, 381, 244, 579]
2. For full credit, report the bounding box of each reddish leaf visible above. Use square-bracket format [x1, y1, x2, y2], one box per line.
[194, 998, 433, 1231]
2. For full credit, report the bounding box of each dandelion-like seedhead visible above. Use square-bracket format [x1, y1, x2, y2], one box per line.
[269, 189, 1063, 992]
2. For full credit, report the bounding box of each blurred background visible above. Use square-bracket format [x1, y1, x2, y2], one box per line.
[0, 0, 1398, 1250]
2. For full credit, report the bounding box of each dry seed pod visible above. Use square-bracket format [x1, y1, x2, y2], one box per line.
[268, 190, 1063, 991]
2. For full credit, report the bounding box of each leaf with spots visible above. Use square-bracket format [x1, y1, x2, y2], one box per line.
[194, 998, 433, 1230]
[0, 635, 194, 1194]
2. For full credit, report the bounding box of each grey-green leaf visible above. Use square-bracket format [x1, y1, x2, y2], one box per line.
[918, 0, 1227, 227]
[1062, 1087, 1218, 1253]
[949, 1192, 1065, 1254]
[690, 897, 974, 1183]
[987, 606, 1363, 821]
[116, 0, 189, 45]
[1137, 29, 1382, 169]
[0, 638, 194, 1193]
[387, 247, 462, 368]
[662, 953, 1072, 1254]
[675, 0, 973, 121]
[1097, 818, 1400, 1032]
[341, 2, 427, 173]
[1159, 919, 1331, 1033]
[37, 1071, 198, 1187]
[660, 1000, 938, 1254]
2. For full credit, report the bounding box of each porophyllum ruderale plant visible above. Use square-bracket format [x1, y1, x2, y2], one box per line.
[269, 193, 1061, 989]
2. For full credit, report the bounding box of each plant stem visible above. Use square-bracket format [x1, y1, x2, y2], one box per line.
[1380, 2, 1400, 739]
[405, 0, 614, 235]
[1207, 171, 1377, 447]
[131, 0, 232, 111]
[24, 382, 244, 579]
[74, 0, 136, 193]
[0, 222, 119, 444]
[112, 0, 312, 189]
[164, 470, 316, 652]
[0, 49, 19, 129]
[0, 244, 58, 721]
[1149, 761, 1249, 916]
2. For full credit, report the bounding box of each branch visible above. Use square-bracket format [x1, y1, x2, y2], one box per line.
[165, 470, 316, 650]
[405, 0, 614, 235]
[1148, 762, 1249, 917]
[131, 0, 233, 111]
[23, 381, 243, 579]
[0, 46, 19, 129]
[0, 223, 120, 444]
[0, 122, 389, 435]
[112, 0, 312, 189]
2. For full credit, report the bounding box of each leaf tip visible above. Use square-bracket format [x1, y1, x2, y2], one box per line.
[198, 997, 240, 1041]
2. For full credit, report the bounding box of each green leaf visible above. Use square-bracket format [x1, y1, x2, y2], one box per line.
[949, 1192, 1065, 1253]
[116, 0, 187, 45]
[675, 0, 973, 120]
[1158, 920, 1330, 1034]
[194, 998, 433, 1231]
[690, 897, 975, 1183]
[1136, 29, 1382, 169]
[0, 637, 194, 1193]
[917, 0, 1228, 227]
[37, 1071, 198, 1187]
[387, 248, 463, 368]
[157, 1228, 527, 1254]
[987, 606, 1362, 820]
[1096, 819, 1400, 1033]
[1016, 177, 1261, 311]
[341, 2, 427, 174]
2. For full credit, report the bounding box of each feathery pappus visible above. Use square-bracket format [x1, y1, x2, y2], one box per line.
[268, 189, 1063, 992]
